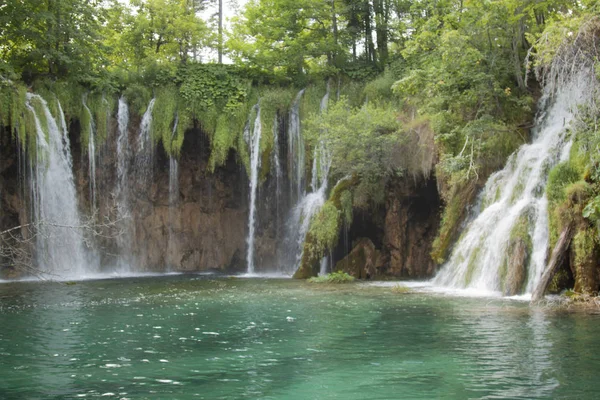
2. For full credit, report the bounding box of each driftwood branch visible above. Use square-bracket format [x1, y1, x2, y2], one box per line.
[0, 206, 128, 279]
[531, 225, 574, 303]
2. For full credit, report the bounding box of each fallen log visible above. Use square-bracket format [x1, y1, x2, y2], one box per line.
[531, 226, 573, 303]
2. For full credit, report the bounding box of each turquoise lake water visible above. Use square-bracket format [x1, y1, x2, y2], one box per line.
[1, 275, 600, 399]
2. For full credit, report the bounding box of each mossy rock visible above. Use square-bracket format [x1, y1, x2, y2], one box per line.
[571, 227, 600, 295]
[334, 238, 379, 279]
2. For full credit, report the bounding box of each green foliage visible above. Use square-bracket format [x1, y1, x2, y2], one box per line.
[306, 202, 341, 259]
[431, 180, 476, 264]
[123, 84, 152, 116]
[340, 190, 353, 226]
[0, 80, 27, 140]
[177, 64, 249, 117]
[209, 103, 250, 171]
[363, 71, 397, 104]
[307, 271, 355, 284]
[152, 86, 178, 154]
[391, 284, 411, 294]
[547, 163, 581, 204]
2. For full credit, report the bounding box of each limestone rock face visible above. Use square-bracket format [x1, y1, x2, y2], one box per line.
[504, 239, 528, 296]
[381, 177, 440, 278]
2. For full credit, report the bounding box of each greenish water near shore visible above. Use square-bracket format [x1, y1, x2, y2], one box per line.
[1, 275, 599, 399]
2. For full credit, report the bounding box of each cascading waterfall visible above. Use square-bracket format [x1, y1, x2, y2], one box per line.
[82, 96, 97, 211]
[272, 115, 282, 223]
[246, 105, 262, 274]
[433, 69, 593, 295]
[136, 98, 156, 187]
[116, 97, 130, 208]
[26, 94, 91, 278]
[285, 88, 332, 273]
[288, 90, 306, 203]
[114, 97, 133, 271]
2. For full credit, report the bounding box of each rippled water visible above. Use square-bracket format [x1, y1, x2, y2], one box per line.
[1, 276, 600, 399]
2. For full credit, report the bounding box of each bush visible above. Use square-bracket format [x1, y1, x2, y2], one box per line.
[307, 271, 355, 284]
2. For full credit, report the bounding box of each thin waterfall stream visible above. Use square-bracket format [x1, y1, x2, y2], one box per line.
[82, 96, 97, 211]
[246, 104, 262, 274]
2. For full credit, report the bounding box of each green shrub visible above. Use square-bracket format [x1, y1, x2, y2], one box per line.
[308, 271, 355, 283]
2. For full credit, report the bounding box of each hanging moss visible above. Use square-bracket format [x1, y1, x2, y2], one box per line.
[300, 84, 326, 121]
[572, 227, 600, 294]
[295, 202, 341, 278]
[171, 105, 193, 158]
[431, 179, 478, 264]
[0, 81, 27, 140]
[340, 190, 353, 226]
[29, 95, 50, 143]
[123, 84, 152, 116]
[152, 86, 178, 153]
[79, 97, 93, 151]
[87, 93, 114, 145]
[209, 105, 248, 171]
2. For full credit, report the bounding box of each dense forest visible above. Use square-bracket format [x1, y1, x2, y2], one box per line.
[0, 0, 599, 293]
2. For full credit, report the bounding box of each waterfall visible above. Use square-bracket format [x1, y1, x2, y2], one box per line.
[288, 90, 306, 203]
[433, 70, 593, 295]
[114, 97, 133, 271]
[135, 98, 156, 188]
[116, 97, 130, 204]
[246, 105, 262, 274]
[272, 115, 282, 221]
[26, 94, 91, 278]
[167, 113, 179, 269]
[285, 88, 332, 273]
[82, 96, 96, 211]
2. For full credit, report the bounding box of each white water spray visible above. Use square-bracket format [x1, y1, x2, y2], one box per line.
[246, 105, 262, 274]
[82, 96, 97, 211]
[288, 90, 306, 203]
[286, 87, 332, 273]
[26, 94, 91, 278]
[434, 70, 594, 295]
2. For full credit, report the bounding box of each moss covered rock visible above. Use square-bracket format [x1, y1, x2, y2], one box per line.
[334, 238, 380, 279]
[571, 227, 600, 295]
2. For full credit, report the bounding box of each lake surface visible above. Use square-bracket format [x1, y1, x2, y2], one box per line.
[1, 275, 599, 399]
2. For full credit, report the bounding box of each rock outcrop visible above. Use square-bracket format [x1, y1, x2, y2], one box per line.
[380, 177, 440, 278]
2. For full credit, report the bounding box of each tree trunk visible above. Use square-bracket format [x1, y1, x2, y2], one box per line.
[365, 1, 375, 64]
[218, 0, 223, 63]
[531, 226, 573, 303]
[374, 0, 388, 67]
[331, 0, 338, 66]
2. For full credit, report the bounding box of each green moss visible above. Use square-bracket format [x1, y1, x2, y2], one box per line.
[29, 96, 49, 143]
[363, 71, 396, 105]
[123, 84, 152, 116]
[307, 271, 355, 284]
[547, 162, 580, 204]
[548, 269, 570, 293]
[571, 227, 600, 294]
[573, 228, 597, 267]
[391, 284, 412, 293]
[172, 106, 192, 157]
[340, 190, 353, 226]
[306, 202, 341, 259]
[87, 93, 114, 145]
[300, 84, 326, 121]
[152, 86, 178, 154]
[431, 180, 477, 264]
[80, 97, 93, 151]
[464, 245, 481, 286]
